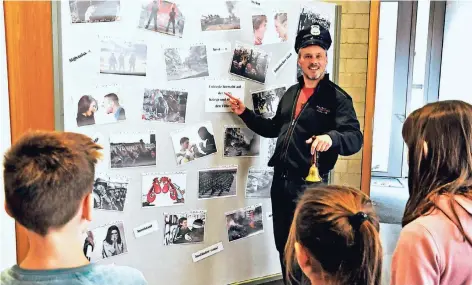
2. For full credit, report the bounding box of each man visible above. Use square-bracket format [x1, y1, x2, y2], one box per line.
[0, 131, 147, 284]
[176, 137, 195, 165]
[145, 0, 159, 30]
[172, 217, 191, 244]
[197, 126, 217, 156]
[166, 7, 176, 35]
[226, 24, 363, 284]
[118, 53, 125, 71]
[274, 13, 288, 42]
[108, 52, 117, 71]
[104, 93, 126, 121]
[252, 15, 267, 45]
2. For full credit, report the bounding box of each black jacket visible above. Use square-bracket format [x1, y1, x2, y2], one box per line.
[239, 75, 363, 178]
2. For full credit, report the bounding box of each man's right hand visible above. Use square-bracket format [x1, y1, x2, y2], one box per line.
[225, 92, 246, 115]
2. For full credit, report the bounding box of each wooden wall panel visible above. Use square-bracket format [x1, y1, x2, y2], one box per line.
[3, 0, 55, 263]
[360, 1, 380, 195]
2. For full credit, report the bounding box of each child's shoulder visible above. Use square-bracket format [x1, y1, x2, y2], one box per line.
[90, 264, 147, 284]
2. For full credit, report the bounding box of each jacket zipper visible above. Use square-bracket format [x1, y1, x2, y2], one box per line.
[281, 84, 320, 163]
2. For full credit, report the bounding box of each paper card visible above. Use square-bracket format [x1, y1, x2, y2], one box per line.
[133, 220, 159, 238]
[192, 242, 224, 262]
[272, 50, 294, 75]
[205, 80, 245, 113]
[207, 42, 232, 54]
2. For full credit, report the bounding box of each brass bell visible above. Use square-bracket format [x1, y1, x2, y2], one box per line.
[306, 151, 322, 183]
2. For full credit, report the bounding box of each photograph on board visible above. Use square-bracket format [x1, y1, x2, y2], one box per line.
[252, 12, 288, 45]
[142, 88, 188, 123]
[245, 167, 273, 198]
[164, 45, 209, 81]
[163, 211, 206, 245]
[142, 172, 186, 208]
[110, 132, 157, 168]
[82, 221, 128, 262]
[69, 0, 121, 24]
[93, 173, 129, 212]
[170, 122, 217, 166]
[251, 86, 286, 119]
[229, 43, 270, 84]
[75, 86, 127, 127]
[200, 1, 241, 31]
[224, 127, 260, 157]
[226, 204, 264, 242]
[100, 38, 147, 76]
[138, 0, 185, 37]
[198, 167, 237, 200]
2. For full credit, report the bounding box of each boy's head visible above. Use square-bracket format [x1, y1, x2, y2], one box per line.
[3, 131, 102, 236]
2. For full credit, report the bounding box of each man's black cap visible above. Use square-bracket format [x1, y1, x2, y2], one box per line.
[295, 24, 332, 53]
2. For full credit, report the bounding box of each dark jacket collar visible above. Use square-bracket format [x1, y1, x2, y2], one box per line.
[297, 73, 330, 88]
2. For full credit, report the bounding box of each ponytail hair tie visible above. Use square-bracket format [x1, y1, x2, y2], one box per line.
[349, 211, 369, 230]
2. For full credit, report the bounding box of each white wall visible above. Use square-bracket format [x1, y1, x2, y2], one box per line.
[439, 1, 472, 104]
[0, 0, 17, 270]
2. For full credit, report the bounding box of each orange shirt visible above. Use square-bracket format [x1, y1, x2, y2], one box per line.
[294, 87, 315, 118]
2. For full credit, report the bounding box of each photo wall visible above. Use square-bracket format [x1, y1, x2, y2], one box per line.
[59, 1, 337, 284]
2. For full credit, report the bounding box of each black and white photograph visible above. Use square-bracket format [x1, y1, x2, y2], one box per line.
[93, 173, 129, 212]
[164, 45, 209, 81]
[163, 210, 206, 245]
[200, 1, 241, 31]
[198, 167, 237, 199]
[110, 132, 157, 168]
[224, 127, 260, 157]
[171, 121, 217, 166]
[69, 0, 120, 23]
[252, 86, 286, 118]
[260, 137, 277, 166]
[100, 38, 147, 76]
[75, 85, 127, 127]
[245, 167, 273, 198]
[142, 88, 188, 123]
[252, 12, 288, 45]
[229, 43, 270, 84]
[142, 172, 186, 208]
[138, 0, 185, 37]
[226, 204, 264, 242]
[82, 221, 128, 262]
[297, 4, 332, 33]
[369, 178, 409, 224]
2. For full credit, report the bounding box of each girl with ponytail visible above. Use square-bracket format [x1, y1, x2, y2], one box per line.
[284, 185, 382, 285]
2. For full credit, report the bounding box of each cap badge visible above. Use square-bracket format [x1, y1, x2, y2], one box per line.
[311, 25, 320, 36]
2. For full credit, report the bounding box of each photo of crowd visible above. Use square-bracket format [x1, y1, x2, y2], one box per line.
[252, 86, 286, 119]
[200, 1, 241, 31]
[100, 38, 147, 76]
[138, 0, 184, 37]
[226, 204, 264, 242]
[142, 172, 186, 208]
[163, 211, 206, 245]
[229, 44, 270, 84]
[224, 127, 260, 157]
[82, 221, 128, 262]
[110, 132, 157, 168]
[69, 0, 120, 23]
[93, 173, 129, 211]
[142, 88, 188, 123]
[198, 167, 237, 199]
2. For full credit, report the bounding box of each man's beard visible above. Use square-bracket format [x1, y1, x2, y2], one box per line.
[303, 66, 325, 81]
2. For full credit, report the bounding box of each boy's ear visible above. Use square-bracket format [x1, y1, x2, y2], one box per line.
[82, 193, 93, 222]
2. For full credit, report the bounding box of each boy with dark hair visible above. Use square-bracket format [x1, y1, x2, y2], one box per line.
[0, 131, 147, 285]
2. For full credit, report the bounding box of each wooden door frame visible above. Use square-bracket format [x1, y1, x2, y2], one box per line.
[361, 1, 380, 196]
[4, 0, 55, 263]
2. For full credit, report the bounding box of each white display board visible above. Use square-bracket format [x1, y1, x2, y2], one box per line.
[57, 1, 337, 284]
